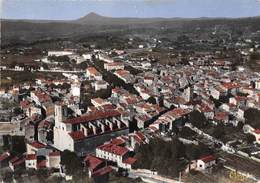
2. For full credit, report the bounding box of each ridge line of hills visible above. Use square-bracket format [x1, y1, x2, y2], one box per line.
[1, 12, 260, 47]
[2, 12, 260, 24]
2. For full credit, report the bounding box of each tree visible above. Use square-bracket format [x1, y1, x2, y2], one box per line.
[61, 150, 83, 176]
[236, 121, 244, 130]
[147, 97, 157, 104]
[185, 144, 200, 160]
[246, 134, 256, 144]
[133, 138, 187, 177]
[177, 35, 191, 44]
[60, 83, 71, 90]
[13, 107, 23, 116]
[244, 108, 260, 129]
[212, 124, 225, 139]
[189, 110, 208, 128]
[179, 126, 196, 138]
[10, 136, 26, 154]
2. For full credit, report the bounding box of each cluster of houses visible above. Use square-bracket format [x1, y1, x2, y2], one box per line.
[2, 46, 260, 181]
[86, 67, 109, 91]
[0, 141, 61, 172]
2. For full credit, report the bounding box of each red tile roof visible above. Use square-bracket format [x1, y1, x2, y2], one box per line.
[214, 112, 229, 121]
[0, 151, 10, 162]
[86, 67, 100, 76]
[166, 108, 191, 119]
[115, 70, 129, 76]
[102, 104, 115, 110]
[32, 90, 52, 103]
[37, 160, 47, 169]
[135, 132, 146, 141]
[199, 104, 213, 113]
[98, 143, 129, 156]
[235, 96, 247, 101]
[254, 129, 260, 134]
[105, 62, 124, 67]
[133, 135, 143, 144]
[222, 82, 239, 89]
[92, 166, 113, 177]
[84, 155, 104, 171]
[148, 126, 159, 132]
[69, 131, 86, 141]
[11, 155, 25, 166]
[112, 87, 121, 93]
[199, 155, 216, 163]
[110, 138, 125, 146]
[49, 151, 60, 157]
[9, 156, 19, 164]
[29, 141, 46, 149]
[26, 154, 37, 160]
[123, 157, 137, 165]
[64, 109, 121, 125]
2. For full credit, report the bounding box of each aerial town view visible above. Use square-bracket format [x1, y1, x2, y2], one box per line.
[1, 0, 260, 182]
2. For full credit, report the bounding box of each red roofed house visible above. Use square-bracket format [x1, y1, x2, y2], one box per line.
[197, 155, 216, 171]
[209, 85, 227, 100]
[229, 96, 247, 107]
[92, 166, 113, 181]
[46, 151, 61, 169]
[37, 159, 47, 169]
[25, 154, 37, 169]
[9, 155, 26, 171]
[104, 62, 124, 71]
[96, 143, 136, 170]
[84, 155, 106, 177]
[53, 103, 129, 156]
[129, 131, 147, 151]
[86, 67, 102, 81]
[114, 70, 134, 83]
[197, 104, 214, 120]
[214, 112, 229, 124]
[26, 141, 47, 155]
[151, 108, 191, 132]
[221, 82, 239, 95]
[122, 157, 137, 169]
[30, 90, 52, 106]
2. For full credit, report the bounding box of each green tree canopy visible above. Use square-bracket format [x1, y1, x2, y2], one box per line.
[189, 110, 208, 129]
[244, 108, 260, 129]
[61, 150, 83, 176]
[133, 138, 187, 177]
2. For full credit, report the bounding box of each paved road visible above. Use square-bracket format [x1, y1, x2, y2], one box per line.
[128, 171, 181, 183]
[3, 68, 85, 73]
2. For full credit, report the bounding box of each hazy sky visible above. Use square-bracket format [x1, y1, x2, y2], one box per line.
[1, 0, 260, 20]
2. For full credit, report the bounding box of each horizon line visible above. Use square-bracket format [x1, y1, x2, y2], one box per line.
[2, 12, 260, 21]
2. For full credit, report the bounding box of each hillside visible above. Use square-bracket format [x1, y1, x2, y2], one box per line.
[1, 13, 260, 47]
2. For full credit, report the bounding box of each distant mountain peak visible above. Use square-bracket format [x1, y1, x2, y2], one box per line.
[78, 12, 105, 22]
[86, 12, 102, 18]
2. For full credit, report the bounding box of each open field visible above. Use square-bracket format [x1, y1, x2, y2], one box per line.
[1, 54, 42, 66]
[183, 168, 255, 183]
[0, 70, 64, 89]
[218, 152, 260, 180]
